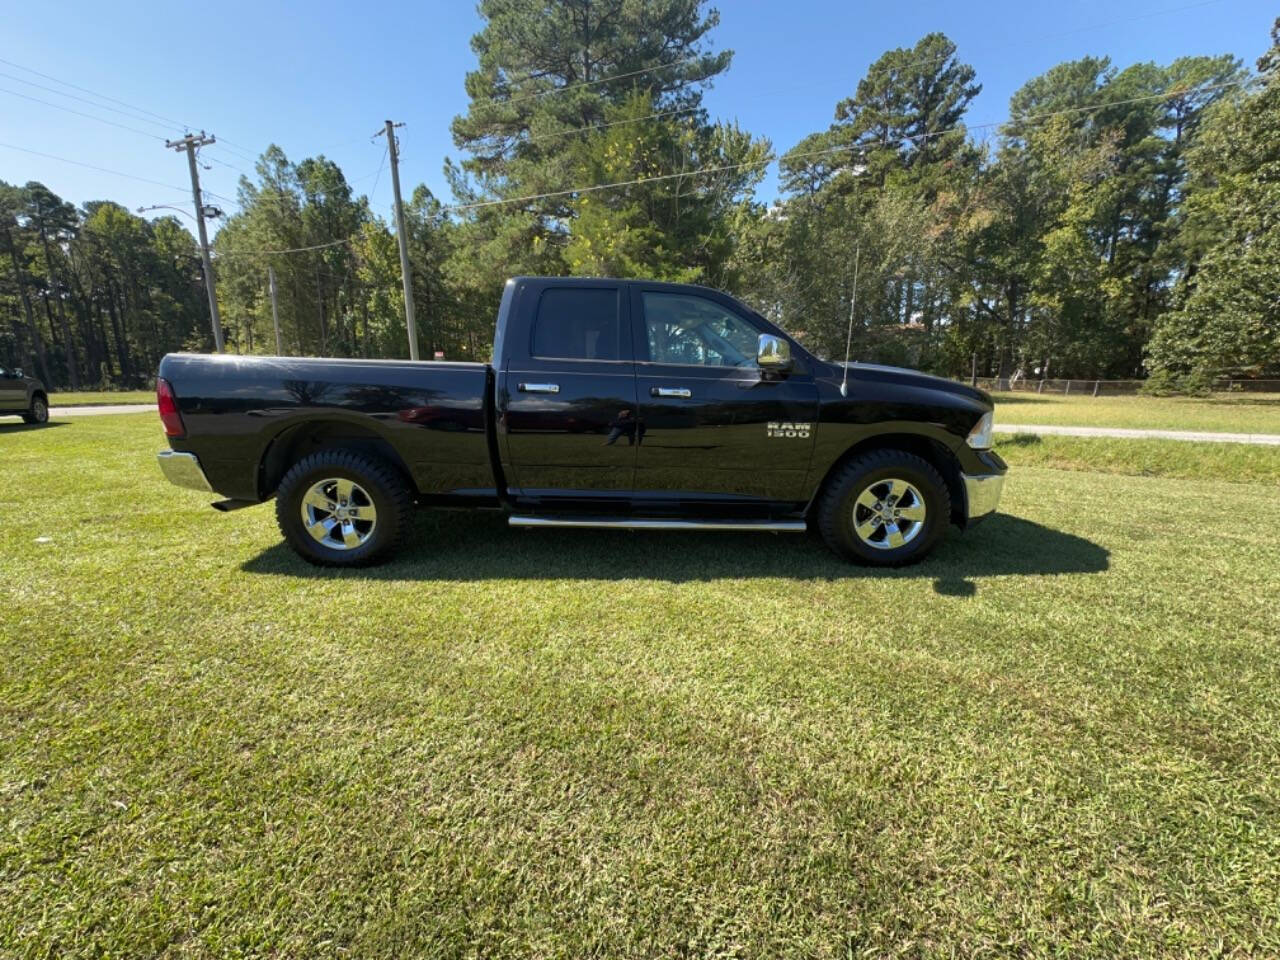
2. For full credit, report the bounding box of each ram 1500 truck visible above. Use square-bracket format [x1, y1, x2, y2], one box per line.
[156, 276, 1006, 567]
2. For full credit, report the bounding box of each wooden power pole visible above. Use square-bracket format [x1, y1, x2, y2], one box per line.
[375, 120, 419, 360]
[166, 131, 225, 352]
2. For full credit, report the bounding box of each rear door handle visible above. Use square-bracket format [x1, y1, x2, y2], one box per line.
[518, 382, 559, 394]
[651, 387, 691, 398]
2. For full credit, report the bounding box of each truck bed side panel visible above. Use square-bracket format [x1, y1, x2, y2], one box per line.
[159, 354, 493, 501]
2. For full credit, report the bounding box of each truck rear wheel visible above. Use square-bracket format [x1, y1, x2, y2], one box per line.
[817, 449, 951, 566]
[275, 450, 411, 567]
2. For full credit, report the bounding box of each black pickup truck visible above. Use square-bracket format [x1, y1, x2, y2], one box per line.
[156, 276, 1005, 567]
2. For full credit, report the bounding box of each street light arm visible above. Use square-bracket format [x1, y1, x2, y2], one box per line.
[137, 203, 196, 222]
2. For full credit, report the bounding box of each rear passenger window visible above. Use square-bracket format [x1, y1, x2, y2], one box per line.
[532, 288, 622, 361]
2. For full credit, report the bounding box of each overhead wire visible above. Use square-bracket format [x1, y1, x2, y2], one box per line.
[214, 235, 355, 258]
[204, 77, 1249, 254]
[441, 77, 1248, 214]
[0, 69, 179, 132]
[497, 54, 704, 105]
[369, 144, 389, 201]
[0, 140, 190, 193]
[0, 86, 168, 140]
[2, 0, 1239, 259]
[0, 55, 194, 128]
[522, 105, 699, 144]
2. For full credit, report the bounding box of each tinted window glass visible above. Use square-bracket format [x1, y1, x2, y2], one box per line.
[532, 288, 622, 360]
[642, 293, 760, 367]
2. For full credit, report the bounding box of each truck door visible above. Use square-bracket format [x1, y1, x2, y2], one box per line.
[630, 287, 817, 502]
[500, 283, 638, 497]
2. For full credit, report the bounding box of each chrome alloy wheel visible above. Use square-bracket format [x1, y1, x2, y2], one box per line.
[852, 477, 927, 550]
[31, 397, 48, 422]
[299, 478, 377, 550]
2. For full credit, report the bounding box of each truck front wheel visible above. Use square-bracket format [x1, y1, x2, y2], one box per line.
[275, 450, 411, 567]
[817, 449, 951, 566]
[23, 394, 48, 425]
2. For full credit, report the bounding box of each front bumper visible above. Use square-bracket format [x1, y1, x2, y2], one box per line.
[157, 450, 212, 492]
[962, 451, 1006, 522]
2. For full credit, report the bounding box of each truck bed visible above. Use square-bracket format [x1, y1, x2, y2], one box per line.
[158, 353, 496, 502]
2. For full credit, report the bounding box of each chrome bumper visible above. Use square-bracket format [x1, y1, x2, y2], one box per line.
[962, 471, 1005, 521]
[157, 450, 212, 492]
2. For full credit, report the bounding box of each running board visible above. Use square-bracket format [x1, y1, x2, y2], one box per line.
[508, 515, 807, 533]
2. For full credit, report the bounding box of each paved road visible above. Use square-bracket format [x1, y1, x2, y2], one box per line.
[34, 405, 1280, 446]
[996, 423, 1280, 446]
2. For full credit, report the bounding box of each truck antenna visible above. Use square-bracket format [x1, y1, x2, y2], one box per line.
[840, 243, 860, 398]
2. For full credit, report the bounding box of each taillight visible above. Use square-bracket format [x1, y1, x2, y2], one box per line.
[157, 377, 185, 437]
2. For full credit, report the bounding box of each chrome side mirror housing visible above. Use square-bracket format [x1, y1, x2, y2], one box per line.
[757, 334, 792, 372]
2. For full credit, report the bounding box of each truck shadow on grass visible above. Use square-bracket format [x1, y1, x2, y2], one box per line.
[0, 420, 69, 433]
[242, 512, 1108, 593]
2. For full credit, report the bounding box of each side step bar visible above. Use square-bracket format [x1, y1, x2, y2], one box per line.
[508, 516, 807, 533]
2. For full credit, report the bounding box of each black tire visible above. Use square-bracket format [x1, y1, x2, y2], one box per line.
[817, 449, 951, 566]
[22, 394, 48, 425]
[275, 449, 411, 567]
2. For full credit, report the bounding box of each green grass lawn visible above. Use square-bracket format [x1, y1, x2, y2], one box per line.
[3, 415, 1279, 957]
[46, 390, 155, 406]
[992, 391, 1280, 434]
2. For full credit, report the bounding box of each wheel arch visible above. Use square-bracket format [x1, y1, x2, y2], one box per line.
[258, 419, 415, 500]
[806, 432, 966, 525]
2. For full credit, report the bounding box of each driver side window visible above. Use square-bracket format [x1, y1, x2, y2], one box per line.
[641, 292, 760, 367]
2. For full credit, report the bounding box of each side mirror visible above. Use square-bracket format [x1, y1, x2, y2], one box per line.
[757, 334, 792, 372]
[13, 368, 23, 379]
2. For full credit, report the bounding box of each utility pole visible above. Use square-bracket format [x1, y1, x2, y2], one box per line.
[166, 131, 225, 352]
[268, 264, 282, 355]
[375, 119, 419, 360]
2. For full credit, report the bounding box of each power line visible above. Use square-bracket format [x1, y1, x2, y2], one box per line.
[204, 153, 255, 178]
[523, 105, 699, 144]
[443, 78, 1247, 214]
[210, 135, 258, 157]
[0, 55, 193, 129]
[369, 144, 389, 200]
[0, 139, 190, 193]
[214, 235, 356, 258]
[0, 69, 177, 132]
[498, 54, 705, 105]
[0, 86, 167, 140]
[0, 54, 274, 169]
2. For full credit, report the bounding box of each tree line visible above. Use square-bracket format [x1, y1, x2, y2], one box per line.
[3, 2, 1277, 391]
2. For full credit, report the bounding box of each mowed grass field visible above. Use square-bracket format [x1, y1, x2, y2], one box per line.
[991, 391, 1280, 434]
[3, 414, 1279, 958]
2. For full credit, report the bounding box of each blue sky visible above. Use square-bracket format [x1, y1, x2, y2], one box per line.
[1, 0, 1274, 233]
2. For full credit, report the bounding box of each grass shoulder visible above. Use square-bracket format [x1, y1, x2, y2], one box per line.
[996, 433, 1280, 484]
[992, 391, 1280, 434]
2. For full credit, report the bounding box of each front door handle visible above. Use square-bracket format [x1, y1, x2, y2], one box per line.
[651, 386, 692, 398]
[518, 382, 560, 394]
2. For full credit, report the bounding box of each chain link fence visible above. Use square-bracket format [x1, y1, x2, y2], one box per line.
[967, 377, 1280, 396]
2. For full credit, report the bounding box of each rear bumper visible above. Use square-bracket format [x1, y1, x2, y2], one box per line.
[962, 450, 1006, 522]
[157, 450, 212, 492]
